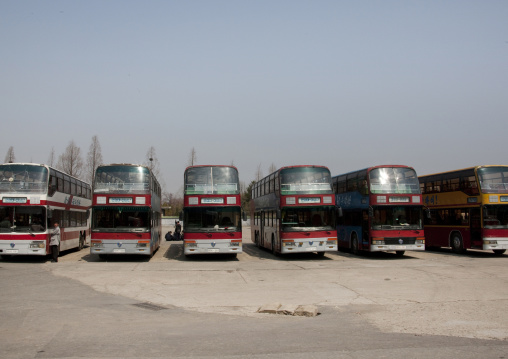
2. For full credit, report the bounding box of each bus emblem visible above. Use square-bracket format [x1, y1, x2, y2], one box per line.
[309, 241, 314, 245]
[211, 242, 216, 247]
[117, 242, 122, 247]
[398, 239, 403, 244]
[10, 243, 15, 248]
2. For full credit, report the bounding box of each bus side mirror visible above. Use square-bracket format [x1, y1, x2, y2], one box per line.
[426, 209, 431, 219]
[337, 207, 343, 217]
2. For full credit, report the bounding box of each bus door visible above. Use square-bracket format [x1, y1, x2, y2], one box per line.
[260, 211, 265, 247]
[470, 207, 482, 248]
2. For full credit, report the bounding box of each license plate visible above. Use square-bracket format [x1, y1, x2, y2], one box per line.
[5, 249, 18, 254]
[113, 249, 126, 253]
[208, 249, 220, 253]
[390, 246, 406, 250]
[306, 247, 317, 251]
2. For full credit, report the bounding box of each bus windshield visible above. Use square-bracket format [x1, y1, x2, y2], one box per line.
[369, 167, 420, 194]
[483, 205, 508, 229]
[281, 207, 335, 232]
[184, 207, 242, 232]
[92, 207, 150, 232]
[94, 166, 150, 194]
[0, 164, 48, 194]
[280, 167, 332, 195]
[478, 167, 508, 194]
[371, 206, 423, 230]
[0, 206, 46, 233]
[185, 167, 239, 194]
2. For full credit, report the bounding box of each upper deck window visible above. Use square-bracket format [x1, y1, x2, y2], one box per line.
[0, 164, 48, 194]
[94, 166, 150, 194]
[478, 167, 508, 194]
[369, 167, 420, 194]
[280, 167, 332, 195]
[185, 167, 239, 195]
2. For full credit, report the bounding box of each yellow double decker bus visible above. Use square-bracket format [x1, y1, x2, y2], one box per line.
[419, 165, 508, 255]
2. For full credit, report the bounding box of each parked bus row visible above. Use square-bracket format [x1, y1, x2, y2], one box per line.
[1, 162, 507, 260]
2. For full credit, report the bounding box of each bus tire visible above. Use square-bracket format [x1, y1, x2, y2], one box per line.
[395, 250, 405, 257]
[493, 249, 506, 255]
[98, 254, 108, 260]
[254, 231, 260, 247]
[316, 251, 325, 257]
[451, 233, 465, 254]
[351, 233, 359, 255]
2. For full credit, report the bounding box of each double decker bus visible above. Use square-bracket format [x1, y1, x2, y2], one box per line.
[250, 165, 337, 256]
[0, 163, 91, 258]
[419, 165, 508, 255]
[182, 165, 242, 256]
[333, 165, 425, 256]
[91, 164, 162, 258]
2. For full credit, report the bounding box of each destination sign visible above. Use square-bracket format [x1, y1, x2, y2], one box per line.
[2, 197, 27, 204]
[201, 198, 224, 204]
[109, 197, 133, 204]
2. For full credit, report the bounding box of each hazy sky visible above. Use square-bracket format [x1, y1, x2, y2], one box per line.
[1, 1, 507, 194]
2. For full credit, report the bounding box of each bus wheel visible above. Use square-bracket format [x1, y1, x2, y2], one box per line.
[451, 233, 465, 254]
[98, 254, 108, 260]
[255, 232, 260, 247]
[395, 250, 405, 257]
[351, 234, 359, 255]
[493, 249, 506, 255]
[316, 251, 325, 257]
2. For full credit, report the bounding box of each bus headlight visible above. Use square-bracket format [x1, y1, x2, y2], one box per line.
[30, 241, 45, 248]
[326, 240, 337, 245]
[230, 241, 241, 247]
[137, 241, 149, 247]
[185, 241, 197, 248]
[282, 241, 295, 247]
[416, 238, 425, 245]
[91, 241, 104, 248]
[484, 240, 498, 245]
[372, 239, 385, 245]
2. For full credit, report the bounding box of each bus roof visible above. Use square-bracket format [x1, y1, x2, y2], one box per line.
[184, 165, 238, 171]
[1, 162, 90, 184]
[332, 164, 416, 179]
[418, 165, 508, 179]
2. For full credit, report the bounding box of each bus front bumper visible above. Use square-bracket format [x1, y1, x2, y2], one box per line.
[483, 238, 508, 250]
[184, 240, 242, 255]
[91, 240, 153, 256]
[0, 240, 47, 255]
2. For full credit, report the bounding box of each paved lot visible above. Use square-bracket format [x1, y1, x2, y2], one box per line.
[1, 226, 508, 358]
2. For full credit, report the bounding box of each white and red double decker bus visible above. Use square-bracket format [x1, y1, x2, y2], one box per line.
[90, 164, 162, 258]
[183, 165, 242, 256]
[333, 165, 425, 256]
[0, 163, 91, 258]
[250, 165, 337, 256]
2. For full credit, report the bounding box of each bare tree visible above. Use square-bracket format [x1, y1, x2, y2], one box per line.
[48, 147, 55, 167]
[268, 163, 277, 174]
[85, 135, 103, 185]
[144, 146, 161, 178]
[57, 140, 84, 177]
[4, 146, 15, 163]
[255, 163, 263, 181]
[188, 147, 197, 166]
